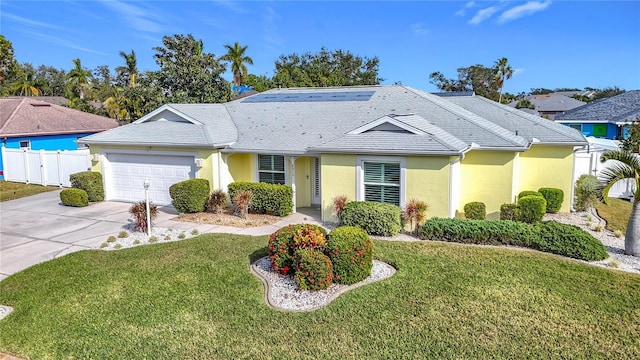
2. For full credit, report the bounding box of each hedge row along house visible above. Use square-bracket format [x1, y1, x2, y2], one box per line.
[80, 85, 587, 220]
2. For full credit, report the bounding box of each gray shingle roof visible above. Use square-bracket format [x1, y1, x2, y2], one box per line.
[82, 85, 587, 155]
[444, 95, 586, 145]
[555, 90, 640, 124]
[507, 94, 585, 112]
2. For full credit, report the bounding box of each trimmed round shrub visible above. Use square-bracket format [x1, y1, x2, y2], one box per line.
[292, 225, 327, 252]
[574, 175, 601, 211]
[60, 188, 89, 207]
[420, 218, 534, 247]
[268, 224, 328, 275]
[538, 187, 564, 213]
[326, 226, 374, 285]
[532, 221, 608, 261]
[228, 181, 293, 216]
[341, 201, 402, 236]
[69, 171, 104, 202]
[293, 249, 334, 291]
[500, 203, 519, 221]
[518, 195, 547, 223]
[518, 190, 543, 200]
[464, 202, 486, 220]
[169, 178, 210, 214]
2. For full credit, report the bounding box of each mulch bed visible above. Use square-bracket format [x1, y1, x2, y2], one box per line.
[172, 207, 282, 228]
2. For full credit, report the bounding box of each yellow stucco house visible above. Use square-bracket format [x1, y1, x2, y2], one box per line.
[80, 85, 586, 220]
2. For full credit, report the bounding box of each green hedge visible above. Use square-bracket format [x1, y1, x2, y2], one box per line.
[60, 188, 89, 207]
[532, 221, 608, 261]
[518, 195, 547, 223]
[228, 182, 293, 217]
[293, 249, 334, 291]
[420, 218, 608, 261]
[326, 226, 374, 284]
[169, 179, 210, 214]
[464, 202, 486, 220]
[500, 203, 519, 221]
[538, 187, 564, 213]
[69, 171, 104, 202]
[341, 201, 402, 236]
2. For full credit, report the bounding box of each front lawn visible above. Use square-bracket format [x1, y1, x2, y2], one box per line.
[0, 181, 58, 202]
[597, 197, 633, 233]
[0, 235, 638, 359]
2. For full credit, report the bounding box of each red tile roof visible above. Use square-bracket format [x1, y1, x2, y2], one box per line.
[0, 97, 118, 137]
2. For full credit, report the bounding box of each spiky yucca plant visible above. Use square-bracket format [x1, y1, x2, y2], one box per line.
[233, 190, 253, 219]
[129, 201, 158, 233]
[403, 199, 429, 236]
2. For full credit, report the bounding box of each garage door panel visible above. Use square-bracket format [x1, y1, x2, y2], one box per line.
[106, 153, 195, 205]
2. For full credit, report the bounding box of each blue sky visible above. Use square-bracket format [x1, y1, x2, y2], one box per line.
[2, 0, 639, 94]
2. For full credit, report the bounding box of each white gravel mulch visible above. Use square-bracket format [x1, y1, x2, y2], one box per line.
[251, 257, 396, 311]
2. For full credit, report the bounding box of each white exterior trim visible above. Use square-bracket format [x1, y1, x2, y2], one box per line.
[448, 156, 462, 218]
[254, 154, 290, 184]
[348, 116, 425, 135]
[356, 155, 406, 207]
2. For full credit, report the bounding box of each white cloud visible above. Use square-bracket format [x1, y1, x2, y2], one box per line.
[411, 23, 429, 35]
[98, 0, 165, 33]
[468, 5, 500, 25]
[3, 12, 62, 30]
[455, 1, 476, 17]
[498, 1, 552, 24]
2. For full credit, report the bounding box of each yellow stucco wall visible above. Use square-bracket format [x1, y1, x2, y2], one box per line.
[405, 156, 451, 218]
[227, 153, 254, 183]
[460, 151, 517, 219]
[519, 145, 574, 213]
[320, 154, 357, 221]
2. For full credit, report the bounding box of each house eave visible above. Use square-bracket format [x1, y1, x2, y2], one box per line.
[2, 129, 111, 138]
[78, 139, 222, 149]
[307, 148, 465, 156]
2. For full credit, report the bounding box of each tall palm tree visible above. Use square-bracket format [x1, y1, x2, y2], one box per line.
[600, 149, 640, 256]
[220, 42, 253, 87]
[116, 50, 138, 87]
[494, 57, 513, 103]
[11, 70, 41, 96]
[66, 58, 92, 99]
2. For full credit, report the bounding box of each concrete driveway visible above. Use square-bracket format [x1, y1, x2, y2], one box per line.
[0, 190, 175, 281]
[0, 190, 323, 281]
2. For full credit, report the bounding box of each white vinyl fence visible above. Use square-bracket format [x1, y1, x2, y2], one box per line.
[574, 138, 635, 199]
[2, 148, 91, 187]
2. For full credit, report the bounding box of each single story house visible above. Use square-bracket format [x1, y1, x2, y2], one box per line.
[80, 85, 586, 220]
[507, 93, 585, 120]
[0, 98, 119, 180]
[555, 90, 640, 140]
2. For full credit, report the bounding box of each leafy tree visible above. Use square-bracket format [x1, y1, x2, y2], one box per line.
[34, 65, 66, 96]
[530, 88, 554, 95]
[429, 62, 501, 101]
[621, 116, 640, 152]
[493, 57, 513, 103]
[66, 58, 92, 100]
[244, 73, 276, 92]
[272, 47, 382, 87]
[10, 65, 42, 96]
[220, 42, 253, 87]
[599, 150, 640, 256]
[0, 35, 20, 94]
[515, 98, 535, 109]
[573, 86, 626, 102]
[116, 50, 138, 87]
[153, 34, 230, 103]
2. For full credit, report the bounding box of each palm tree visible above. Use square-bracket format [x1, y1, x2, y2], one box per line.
[220, 42, 253, 87]
[600, 149, 640, 256]
[116, 50, 138, 87]
[66, 58, 92, 99]
[494, 57, 513, 103]
[11, 70, 41, 96]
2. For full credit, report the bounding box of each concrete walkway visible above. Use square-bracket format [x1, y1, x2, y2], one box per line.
[0, 190, 322, 281]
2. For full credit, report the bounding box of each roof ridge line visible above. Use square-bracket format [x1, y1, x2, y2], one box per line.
[392, 115, 467, 151]
[403, 87, 528, 148]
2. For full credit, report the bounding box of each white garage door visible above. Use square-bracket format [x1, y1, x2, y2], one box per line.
[107, 153, 195, 205]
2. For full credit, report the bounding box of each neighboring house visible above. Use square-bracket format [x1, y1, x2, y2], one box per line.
[0, 97, 119, 180]
[81, 85, 586, 220]
[555, 90, 640, 140]
[507, 93, 585, 120]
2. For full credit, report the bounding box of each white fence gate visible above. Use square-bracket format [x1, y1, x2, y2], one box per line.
[2, 148, 91, 187]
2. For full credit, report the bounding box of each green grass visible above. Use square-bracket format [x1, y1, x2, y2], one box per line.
[597, 197, 633, 233]
[0, 181, 58, 202]
[1, 235, 639, 359]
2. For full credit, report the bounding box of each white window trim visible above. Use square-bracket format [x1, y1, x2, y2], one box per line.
[356, 155, 406, 207]
[255, 154, 289, 185]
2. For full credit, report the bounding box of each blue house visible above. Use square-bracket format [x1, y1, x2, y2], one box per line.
[555, 90, 640, 140]
[0, 97, 119, 180]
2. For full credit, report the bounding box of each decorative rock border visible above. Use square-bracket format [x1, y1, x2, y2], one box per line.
[251, 257, 396, 312]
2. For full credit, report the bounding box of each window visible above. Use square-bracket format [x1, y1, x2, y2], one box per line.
[568, 124, 582, 132]
[258, 154, 285, 184]
[363, 161, 401, 206]
[19, 140, 30, 149]
[593, 124, 608, 137]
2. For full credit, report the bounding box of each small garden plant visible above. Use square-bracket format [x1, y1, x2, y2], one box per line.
[60, 188, 89, 207]
[129, 200, 158, 233]
[207, 189, 227, 214]
[403, 199, 429, 235]
[117, 231, 128, 239]
[464, 201, 486, 220]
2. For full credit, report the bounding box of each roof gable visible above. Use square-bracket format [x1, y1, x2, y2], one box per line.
[348, 115, 425, 135]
